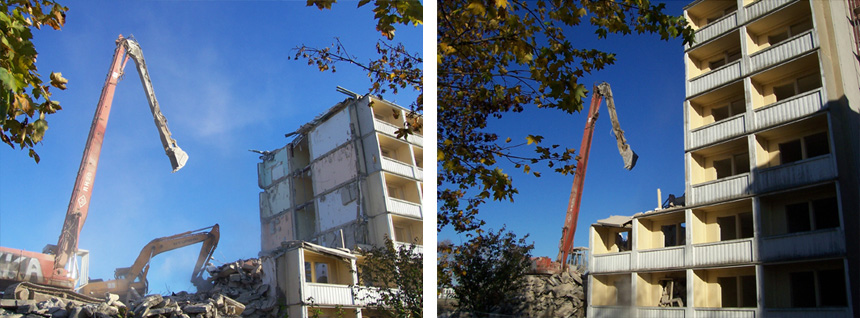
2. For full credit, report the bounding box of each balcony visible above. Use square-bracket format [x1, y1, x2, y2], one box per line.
[385, 198, 422, 219]
[374, 119, 422, 147]
[394, 242, 424, 254]
[691, 238, 754, 267]
[689, 114, 746, 150]
[381, 157, 421, 179]
[760, 228, 845, 262]
[638, 246, 685, 270]
[638, 307, 686, 318]
[693, 307, 756, 318]
[745, 0, 796, 22]
[755, 154, 835, 193]
[764, 308, 851, 318]
[689, 60, 742, 97]
[592, 252, 631, 273]
[690, 13, 738, 49]
[691, 173, 751, 205]
[753, 89, 824, 131]
[750, 30, 817, 73]
[304, 283, 357, 306]
[591, 306, 635, 318]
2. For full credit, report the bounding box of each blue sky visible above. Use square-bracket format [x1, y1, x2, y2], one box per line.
[438, 1, 690, 263]
[1, 1, 421, 294]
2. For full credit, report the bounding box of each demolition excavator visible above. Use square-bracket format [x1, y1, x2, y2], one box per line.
[80, 224, 220, 299]
[532, 82, 638, 274]
[0, 35, 188, 302]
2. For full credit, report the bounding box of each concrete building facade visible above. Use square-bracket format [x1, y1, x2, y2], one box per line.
[588, 0, 860, 317]
[255, 93, 423, 317]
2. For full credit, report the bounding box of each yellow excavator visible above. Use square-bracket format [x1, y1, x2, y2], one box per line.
[79, 224, 219, 299]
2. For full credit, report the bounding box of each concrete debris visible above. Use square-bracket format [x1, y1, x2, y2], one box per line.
[0, 258, 276, 318]
[595, 215, 632, 228]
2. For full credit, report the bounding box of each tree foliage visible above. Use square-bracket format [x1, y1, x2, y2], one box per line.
[438, 0, 696, 233]
[355, 237, 423, 318]
[296, 0, 423, 139]
[438, 227, 534, 315]
[1, 0, 68, 163]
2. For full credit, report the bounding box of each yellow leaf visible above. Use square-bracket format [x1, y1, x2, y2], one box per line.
[495, 0, 508, 9]
[438, 149, 445, 161]
[467, 2, 486, 15]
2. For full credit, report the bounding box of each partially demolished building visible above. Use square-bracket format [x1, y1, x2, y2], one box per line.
[588, 0, 860, 317]
[255, 93, 423, 317]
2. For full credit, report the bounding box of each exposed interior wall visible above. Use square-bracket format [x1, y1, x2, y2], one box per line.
[592, 274, 628, 306]
[309, 108, 353, 160]
[311, 144, 357, 195]
[692, 200, 753, 244]
[754, 115, 828, 168]
[296, 204, 317, 241]
[261, 212, 294, 252]
[302, 250, 353, 286]
[258, 147, 288, 189]
[260, 180, 291, 218]
[391, 215, 422, 245]
[763, 259, 846, 308]
[315, 186, 359, 232]
[636, 271, 686, 307]
[636, 212, 685, 250]
[290, 138, 311, 169]
[593, 226, 631, 254]
[693, 266, 756, 308]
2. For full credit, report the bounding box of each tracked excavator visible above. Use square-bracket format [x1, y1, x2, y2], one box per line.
[0, 35, 188, 302]
[80, 224, 220, 299]
[532, 82, 638, 275]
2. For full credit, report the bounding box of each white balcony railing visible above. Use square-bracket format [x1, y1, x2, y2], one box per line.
[394, 242, 424, 255]
[638, 246, 685, 270]
[763, 308, 851, 318]
[749, 30, 817, 73]
[591, 306, 636, 318]
[374, 119, 423, 147]
[689, 12, 738, 49]
[745, 0, 796, 22]
[693, 307, 756, 318]
[755, 154, 836, 193]
[689, 60, 742, 97]
[691, 173, 750, 205]
[304, 283, 356, 306]
[760, 228, 845, 262]
[386, 197, 422, 219]
[415, 167, 423, 180]
[753, 89, 824, 131]
[381, 157, 417, 178]
[591, 252, 631, 273]
[639, 307, 686, 318]
[692, 238, 754, 267]
[689, 114, 746, 150]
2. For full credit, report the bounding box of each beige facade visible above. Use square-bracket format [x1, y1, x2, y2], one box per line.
[589, 0, 860, 317]
[257, 94, 423, 317]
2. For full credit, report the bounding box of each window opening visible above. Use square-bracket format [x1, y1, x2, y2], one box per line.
[779, 139, 803, 164]
[818, 269, 847, 306]
[740, 275, 757, 307]
[718, 276, 739, 307]
[786, 202, 812, 233]
[315, 262, 329, 283]
[812, 197, 839, 229]
[718, 216, 737, 241]
[803, 132, 829, 158]
[305, 262, 312, 282]
[790, 271, 816, 307]
[714, 158, 733, 179]
[739, 212, 754, 238]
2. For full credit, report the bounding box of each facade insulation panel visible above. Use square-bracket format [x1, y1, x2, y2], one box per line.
[592, 252, 631, 273]
[744, 0, 795, 21]
[311, 144, 357, 195]
[316, 189, 359, 231]
[261, 180, 291, 218]
[689, 61, 743, 97]
[257, 148, 288, 189]
[755, 154, 836, 193]
[309, 108, 353, 160]
[691, 173, 750, 205]
[638, 247, 685, 270]
[760, 228, 845, 261]
[753, 89, 824, 130]
[690, 13, 737, 49]
[689, 115, 746, 150]
[692, 238, 754, 266]
[261, 212, 294, 253]
[749, 31, 817, 73]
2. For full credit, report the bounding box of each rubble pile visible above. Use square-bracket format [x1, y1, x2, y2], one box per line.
[507, 267, 586, 318]
[0, 258, 278, 318]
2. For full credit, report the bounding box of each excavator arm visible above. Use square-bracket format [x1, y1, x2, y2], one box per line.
[80, 224, 219, 298]
[556, 82, 637, 270]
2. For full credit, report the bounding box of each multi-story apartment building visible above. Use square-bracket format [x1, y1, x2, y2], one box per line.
[587, 0, 860, 317]
[255, 92, 423, 317]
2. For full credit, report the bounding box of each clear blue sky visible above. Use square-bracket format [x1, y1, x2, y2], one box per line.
[0, 1, 421, 294]
[438, 1, 689, 264]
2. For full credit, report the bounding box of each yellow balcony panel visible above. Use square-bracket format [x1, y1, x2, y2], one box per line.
[592, 274, 632, 306]
[692, 266, 757, 308]
[690, 199, 754, 245]
[749, 53, 820, 110]
[636, 271, 687, 308]
[685, 0, 739, 48]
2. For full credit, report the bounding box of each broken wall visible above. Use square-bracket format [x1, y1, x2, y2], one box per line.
[309, 108, 352, 160]
[258, 148, 289, 189]
[261, 212, 295, 253]
[311, 143, 357, 195]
